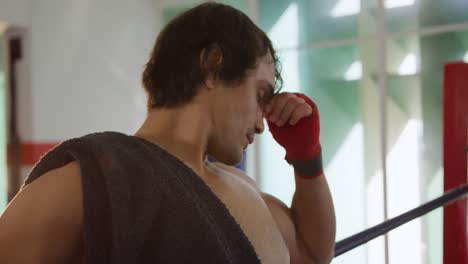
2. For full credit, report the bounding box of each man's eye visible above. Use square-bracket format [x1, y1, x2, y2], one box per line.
[257, 87, 274, 107]
[264, 91, 274, 103]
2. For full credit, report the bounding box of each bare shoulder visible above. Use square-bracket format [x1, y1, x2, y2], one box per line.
[210, 162, 290, 214]
[0, 161, 83, 263]
[209, 162, 286, 206]
[210, 162, 259, 190]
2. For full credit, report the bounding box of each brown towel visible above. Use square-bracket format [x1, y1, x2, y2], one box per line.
[24, 131, 260, 264]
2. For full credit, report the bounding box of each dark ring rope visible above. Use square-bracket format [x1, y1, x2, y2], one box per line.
[334, 183, 468, 257]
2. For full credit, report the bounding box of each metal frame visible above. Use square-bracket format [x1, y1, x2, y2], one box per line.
[376, 0, 390, 262]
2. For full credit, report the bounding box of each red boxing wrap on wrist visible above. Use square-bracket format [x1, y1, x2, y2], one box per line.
[267, 93, 323, 178]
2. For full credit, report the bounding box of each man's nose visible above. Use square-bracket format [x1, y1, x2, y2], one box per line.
[254, 112, 265, 134]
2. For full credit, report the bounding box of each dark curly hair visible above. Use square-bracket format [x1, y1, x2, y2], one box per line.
[142, 2, 282, 110]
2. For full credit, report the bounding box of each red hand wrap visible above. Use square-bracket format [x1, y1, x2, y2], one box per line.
[267, 93, 322, 178]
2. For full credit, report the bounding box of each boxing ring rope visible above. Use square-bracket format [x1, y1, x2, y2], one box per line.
[334, 183, 468, 257]
[332, 62, 468, 262]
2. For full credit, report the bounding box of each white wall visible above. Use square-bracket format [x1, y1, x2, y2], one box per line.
[0, 1, 163, 186]
[0, 0, 31, 27]
[29, 0, 162, 141]
[2, 0, 163, 142]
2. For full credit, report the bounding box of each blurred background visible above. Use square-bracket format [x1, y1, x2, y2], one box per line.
[1, 0, 468, 263]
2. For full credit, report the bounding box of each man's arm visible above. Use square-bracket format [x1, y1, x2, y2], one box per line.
[0, 161, 84, 263]
[263, 92, 336, 263]
[261, 174, 335, 264]
[291, 174, 335, 263]
[216, 162, 334, 263]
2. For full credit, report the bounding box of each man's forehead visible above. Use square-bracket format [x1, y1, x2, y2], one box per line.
[256, 57, 276, 86]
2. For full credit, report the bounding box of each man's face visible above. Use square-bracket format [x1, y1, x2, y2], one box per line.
[207, 54, 276, 165]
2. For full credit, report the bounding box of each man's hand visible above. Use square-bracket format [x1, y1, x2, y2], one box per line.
[264, 92, 313, 127]
[264, 93, 321, 169]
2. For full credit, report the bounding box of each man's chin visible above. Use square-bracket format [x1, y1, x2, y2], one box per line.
[211, 150, 243, 166]
[222, 159, 242, 167]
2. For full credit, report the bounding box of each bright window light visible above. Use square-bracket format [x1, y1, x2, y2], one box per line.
[386, 0, 416, 9]
[325, 123, 365, 244]
[268, 2, 299, 93]
[463, 51, 468, 63]
[367, 168, 385, 263]
[387, 118, 423, 264]
[268, 3, 298, 49]
[331, 0, 415, 17]
[330, 0, 360, 18]
[344, 61, 362, 81]
[325, 123, 364, 179]
[398, 54, 418, 75]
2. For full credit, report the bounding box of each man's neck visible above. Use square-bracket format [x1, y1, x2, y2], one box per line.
[134, 104, 212, 176]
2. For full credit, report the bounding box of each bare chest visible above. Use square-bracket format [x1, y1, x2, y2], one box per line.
[203, 165, 289, 264]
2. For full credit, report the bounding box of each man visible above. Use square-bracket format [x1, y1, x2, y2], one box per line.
[0, 2, 335, 264]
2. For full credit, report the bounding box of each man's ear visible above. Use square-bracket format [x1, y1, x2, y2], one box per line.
[200, 44, 223, 90]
